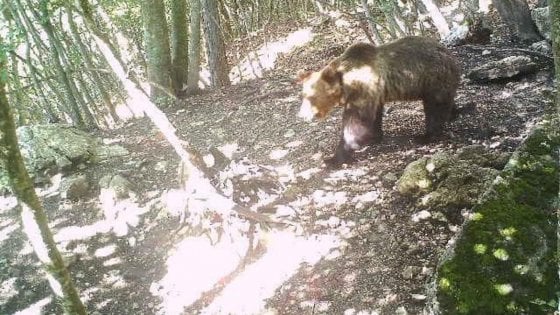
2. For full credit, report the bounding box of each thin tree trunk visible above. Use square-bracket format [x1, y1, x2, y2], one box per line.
[420, 0, 450, 38]
[9, 53, 27, 125]
[0, 40, 87, 315]
[66, 4, 119, 124]
[202, 0, 231, 87]
[360, 0, 383, 45]
[551, 0, 560, 83]
[78, 0, 284, 227]
[186, 0, 202, 94]
[494, 0, 542, 42]
[141, 0, 173, 100]
[33, 0, 86, 126]
[170, 0, 189, 94]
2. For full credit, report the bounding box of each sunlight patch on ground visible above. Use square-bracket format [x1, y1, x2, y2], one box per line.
[151, 236, 250, 315]
[100, 189, 147, 236]
[311, 189, 348, 207]
[102, 270, 127, 289]
[269, 149, 289, 160]
[325, 167, 368, 184]
[0, 220, 18, 244]
[0, 195, 17, 214]
[230, 28, 314, 84]
[199, 231, 341, 315]
[95, 244, 117, 258]
[54, 221, 112, 242]
[0, 277, 18, 305]
[12, 297, 51, 315]
[152, 230, 341, 315]
[103, 257, 123, 267]
[297, 167, 323, 180]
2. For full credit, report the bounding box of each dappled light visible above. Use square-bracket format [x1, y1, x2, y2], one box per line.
[99, 187, 148, 236]
[0, 278, 18, 305]
[230, 28, 314, 83]
[1, 0, 558, 313]
[12, 297, 51, 315]
[152, 230, 342, 314]
[494, 283, 513, 295]
[493, 248, 509, 261]
[0, 220, 18, 244]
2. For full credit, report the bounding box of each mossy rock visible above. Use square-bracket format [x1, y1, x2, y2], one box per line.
[433, 116, 560, 314]
[398, 149, 505, 209]
[397, 157, 431, 195]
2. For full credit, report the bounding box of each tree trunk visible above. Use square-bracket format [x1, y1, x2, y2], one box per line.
[551, 0, 560, 82]
[360, 0, 383, 45]
[66, 3, 119, 124]
[0, 38, 87, 315]
[187, 0, 202, 94]
[202, 0, 231, 87]
[141, 0, 173, 100]
[170, 0, 189, 94]
[420, 0, 450, 38]
[29, 0, 86, 127]
[494, 0, 542, 42]
[77, 0, 283, 227]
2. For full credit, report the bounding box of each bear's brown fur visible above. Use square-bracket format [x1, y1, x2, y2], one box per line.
[298, 36, 460, 166]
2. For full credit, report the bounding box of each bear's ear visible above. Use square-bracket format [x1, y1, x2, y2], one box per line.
[296, 70, 312, 83]
[321, 65, 342, 86]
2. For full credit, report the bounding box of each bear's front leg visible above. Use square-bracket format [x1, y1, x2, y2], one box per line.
[325, 137, 354, 167]
[325, 108, 378, 167]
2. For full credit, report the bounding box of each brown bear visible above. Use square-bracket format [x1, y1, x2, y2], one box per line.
[298, 36, 460, 166]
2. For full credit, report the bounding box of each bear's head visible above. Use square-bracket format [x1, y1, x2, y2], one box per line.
[297, 64, 343, 121]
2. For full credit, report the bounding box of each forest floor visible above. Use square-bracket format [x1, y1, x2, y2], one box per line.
[0, 19, 556, 315]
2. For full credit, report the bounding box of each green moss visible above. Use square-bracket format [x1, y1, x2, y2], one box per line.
[436, 116, 560, 314]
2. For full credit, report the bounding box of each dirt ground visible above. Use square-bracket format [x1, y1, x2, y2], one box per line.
[0, 20, 555, 315]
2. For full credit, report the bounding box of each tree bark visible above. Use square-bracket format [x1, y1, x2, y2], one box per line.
[0, 38, 87, 315]
[24, 0, 86, 126]
[494, 0, 542, 42]
[420, 0, 450, 38]
[77, 0, 285, 227]
[551, 0, 560, 87]
[66, 3, 119, 124]
[170, 0, 189, 94]
[202, 0, 231, 87]
[360, 0, 383, 44]
[187, 0, 202, 94]
[140, 0, 173, 100]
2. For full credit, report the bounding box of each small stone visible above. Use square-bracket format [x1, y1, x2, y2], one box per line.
[128, 237, 137, 247]
[411, 294, 427, 300]
[154, 161, 169, 171]
[412, 210, 431, 222]
[327, 216, 341, 227]
[402, 266, 420, 279]
[395, 306, 408, 315]
[60, 175, 89, 201]
[382, 172, 398, 186]
[283, 129, 296, 138]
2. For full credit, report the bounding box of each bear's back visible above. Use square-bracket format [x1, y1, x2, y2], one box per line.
[338, 37, 460, 103]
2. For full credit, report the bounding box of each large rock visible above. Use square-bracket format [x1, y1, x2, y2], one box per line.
[427, 115, 559, 314]
[0, 124, 129, 191]
[467, 56, 539, 83]
[398, 146, 509, 209]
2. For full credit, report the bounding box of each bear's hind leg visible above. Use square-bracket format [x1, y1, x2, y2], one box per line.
[420, 94, 454, 142]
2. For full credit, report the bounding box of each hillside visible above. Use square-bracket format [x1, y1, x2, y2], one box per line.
[0, 18, 556, 315]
